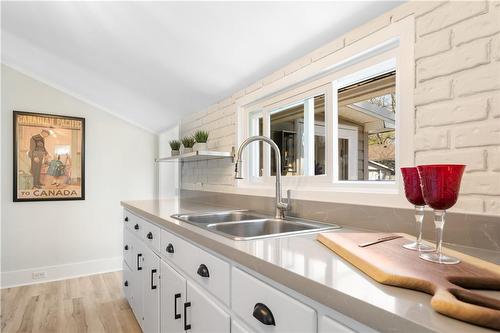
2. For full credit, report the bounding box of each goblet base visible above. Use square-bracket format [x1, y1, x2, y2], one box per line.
[402, 242, 434, 252]
[419, 252, 460, 264]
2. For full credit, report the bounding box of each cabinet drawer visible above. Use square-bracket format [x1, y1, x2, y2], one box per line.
[142, 220, 161, 253]
[125, 211, 144, 236]
[232, 267, 316, 333]
[160, 229, 230, 306]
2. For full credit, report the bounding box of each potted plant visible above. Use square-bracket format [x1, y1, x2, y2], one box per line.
[194, 130, 209, 151]
[169, 140, 181, 156]
[181, 136, 196, 153]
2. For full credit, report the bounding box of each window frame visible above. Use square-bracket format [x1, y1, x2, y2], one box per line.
[236, 16, 414, 199]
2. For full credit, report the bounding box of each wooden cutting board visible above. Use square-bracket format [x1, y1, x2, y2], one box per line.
[317, 232, 500, 330]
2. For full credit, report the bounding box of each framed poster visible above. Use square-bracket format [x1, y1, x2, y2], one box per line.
[13, 111, 85, 201]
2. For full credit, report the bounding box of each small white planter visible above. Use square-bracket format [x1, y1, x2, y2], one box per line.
[183, 147, 193, 153]
[195, 142, 208, 151]
[171, 150, 180, 156]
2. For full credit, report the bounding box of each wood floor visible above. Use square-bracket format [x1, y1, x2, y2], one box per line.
[1, 271, 141, 333]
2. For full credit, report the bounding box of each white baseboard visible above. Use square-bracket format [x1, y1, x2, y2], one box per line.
[1, 256, 123, 288]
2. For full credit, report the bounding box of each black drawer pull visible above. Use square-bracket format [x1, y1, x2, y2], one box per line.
[137, 253, 143, 271]
[151, 269, 157, 290]
[147, 232, 153, 240]
[124, 280, 128, 287]
[197, 264, 209, 278]
[184, 302, 191, 330]
[124, 245, 129, 250]
[253, 303, 276, 326]
[174, 293, 181, 319]
[166, 243, 174, 253]
[134, 224, 139, 230]
[124, 216, 129, 222]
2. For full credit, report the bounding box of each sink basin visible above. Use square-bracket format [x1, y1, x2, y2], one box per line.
[172, 211, 263, 225]
[171, 210, 340, 240]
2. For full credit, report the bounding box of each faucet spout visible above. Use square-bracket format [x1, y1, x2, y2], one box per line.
[234, 136, 290, 219]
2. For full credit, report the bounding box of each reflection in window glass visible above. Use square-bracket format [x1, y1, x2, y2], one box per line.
[269, 94, 326, 176]
[337, 71, 396, 181]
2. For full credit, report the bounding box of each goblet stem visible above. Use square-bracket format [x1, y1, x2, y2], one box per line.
[415, 205, 425, 246]
[434, 209, 445, 256]
[419, 209, 460, 264]
[403, 205, 433, 251]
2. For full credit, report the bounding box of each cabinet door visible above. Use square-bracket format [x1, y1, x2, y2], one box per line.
[319, 315, 357, 333]
[123, 262, 133, 306]
[186, 281, 230, 333]
[142, 246, 161, 333]
[123, 228, 135, 269]
[131, 239, 145, 326]
[231, 319, 251, 333]
[161, 260, 186, 333]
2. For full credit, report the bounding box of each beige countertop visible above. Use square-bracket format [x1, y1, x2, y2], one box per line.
[121, 198, 500, 333]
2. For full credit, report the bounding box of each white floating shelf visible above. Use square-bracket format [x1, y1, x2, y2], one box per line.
[155, 150, 234, 163]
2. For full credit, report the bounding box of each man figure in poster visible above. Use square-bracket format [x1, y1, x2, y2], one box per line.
[29, 129, 49, 189]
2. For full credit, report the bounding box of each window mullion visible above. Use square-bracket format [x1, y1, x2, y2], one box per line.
[303, 98, 315, 176]
[331, 81, 340, 182]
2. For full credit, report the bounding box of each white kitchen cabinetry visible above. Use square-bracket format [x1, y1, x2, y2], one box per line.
[161, 260, 186, 333]
[319, 315, 357, 333]
[186, 280, 230, 333]
[232, 267, 316, 333]
[142, 245, 161, 333]
[123, 209, 367, 333]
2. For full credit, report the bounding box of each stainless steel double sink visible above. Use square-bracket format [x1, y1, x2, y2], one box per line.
[171, 210, 340, 240]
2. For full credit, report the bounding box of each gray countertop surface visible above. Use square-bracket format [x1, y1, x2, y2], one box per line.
[121, 198, 500, 333]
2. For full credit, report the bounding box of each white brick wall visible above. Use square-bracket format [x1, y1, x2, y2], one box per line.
[180, 0, 500, 215]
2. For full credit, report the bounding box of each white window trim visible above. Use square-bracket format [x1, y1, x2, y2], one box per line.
[234, 16, 415, 208]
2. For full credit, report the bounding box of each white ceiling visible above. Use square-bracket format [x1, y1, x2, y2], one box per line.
[1, 1, 402, 133]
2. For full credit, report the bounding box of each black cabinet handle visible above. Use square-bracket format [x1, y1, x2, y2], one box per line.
[124, 280, 128, 287]
[253, 303, 276, 326]
[147, 232, 153, 240]
[134, 224, 139, 230]
[174, 293, 181, 319]
[124, 216, 129, 222]
[166, 243, 174, 253]
[137, 253, 143, 271]
[124, 245, 129, 250]
[184, 302, 191, 330]
[197, 264, 209, 278]
[150, 269, 157, 290]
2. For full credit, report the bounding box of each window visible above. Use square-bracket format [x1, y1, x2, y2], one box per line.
[248, 89, 328, 180]
[239, 17, 415, 194]
[336, 71, 396, 181]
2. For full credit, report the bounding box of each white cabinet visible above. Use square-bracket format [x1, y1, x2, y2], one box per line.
[319, 315, 357, 333]
[232, 267, 316, 333]
[161, 260, 186, 333]
[130, 238, 145, 326]
[161, 259, 230, 333]
[231, 319, 251, 333]
[160, 229, 230, 306]
[186, 281, 230, 333]
[142, 245, 161, 333]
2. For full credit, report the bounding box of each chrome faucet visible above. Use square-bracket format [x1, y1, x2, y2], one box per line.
[234, 136, 290, 219]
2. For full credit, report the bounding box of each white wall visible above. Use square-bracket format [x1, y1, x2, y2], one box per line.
[158, 125, 180, 198]
[1, 65, 157, 287]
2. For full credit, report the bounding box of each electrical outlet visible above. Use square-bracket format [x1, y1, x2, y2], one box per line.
[32, 271, 47, 280]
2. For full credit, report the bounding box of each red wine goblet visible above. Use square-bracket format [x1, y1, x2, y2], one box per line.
[400, 167, 433, 252]
[417, 164, 465, 265]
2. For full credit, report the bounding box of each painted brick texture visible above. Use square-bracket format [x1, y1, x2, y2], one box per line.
[180, 0, 500, 215]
